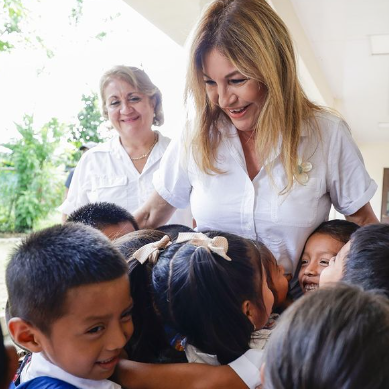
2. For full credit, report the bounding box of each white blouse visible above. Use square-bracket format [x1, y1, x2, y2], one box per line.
[153, 112, 377, 274]
[60, 131, 192, 227]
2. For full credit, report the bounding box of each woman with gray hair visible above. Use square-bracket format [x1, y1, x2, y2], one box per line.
[60, 65, 192, 227]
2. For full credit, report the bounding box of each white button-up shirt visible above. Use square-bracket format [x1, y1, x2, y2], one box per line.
[153, 112, 377, 274]
[60, 131, 192, 227]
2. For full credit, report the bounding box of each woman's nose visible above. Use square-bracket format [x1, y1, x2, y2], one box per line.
[218, 86, 236, 108]
[120, 101, 133, 114]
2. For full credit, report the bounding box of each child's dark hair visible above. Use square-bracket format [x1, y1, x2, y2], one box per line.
[67, 202, 139, 231]
[155, 224, 194, 240]
[152, 230, 267, 364]
[114, 230, 172, 362]
[310, 219, 359, 244]
[342, 224, 389, 296]
[6, 223, 128, 335]
[263, 284, 389, 389]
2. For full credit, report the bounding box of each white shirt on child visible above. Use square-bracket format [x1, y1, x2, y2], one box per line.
[20, 352, 121, 389]
[153, 112, 377, 274]
[59, 131, 192, 227]
[185, 321, 278, 389]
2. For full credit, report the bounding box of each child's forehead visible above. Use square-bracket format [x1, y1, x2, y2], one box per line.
[62, 275, 131, 318]
[307, 232, 342, 247]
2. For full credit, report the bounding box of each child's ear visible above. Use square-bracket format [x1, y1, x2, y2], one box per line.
[8, 318, 44, 353]
[242, 300, 255, 327]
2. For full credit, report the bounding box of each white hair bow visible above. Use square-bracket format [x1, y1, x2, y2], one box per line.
[176, 232, 232, 261]
[131, 235, 171, 264]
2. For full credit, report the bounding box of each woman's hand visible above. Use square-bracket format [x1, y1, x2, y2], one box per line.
[134, 190, 177, 229]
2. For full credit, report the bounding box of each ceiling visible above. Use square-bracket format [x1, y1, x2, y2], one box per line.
[122, 0, 389, 144]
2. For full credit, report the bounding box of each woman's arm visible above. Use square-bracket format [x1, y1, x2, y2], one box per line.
[134, 190, 177, 229]
[345, 202, 379, 225]
[114, 360, 249, 389]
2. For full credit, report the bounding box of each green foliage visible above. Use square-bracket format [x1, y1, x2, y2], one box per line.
[67, 92, 105, 165]
[69, 0, 84, 26]
[0, 115, 65, 232]
[0, 0, 26, 52]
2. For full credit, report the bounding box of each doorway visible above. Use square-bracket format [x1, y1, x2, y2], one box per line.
[381, 168, 389, 223]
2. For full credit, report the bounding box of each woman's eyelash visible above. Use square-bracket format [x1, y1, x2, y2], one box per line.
[229, 78, 248, 84]
[129, 96, 141, 102]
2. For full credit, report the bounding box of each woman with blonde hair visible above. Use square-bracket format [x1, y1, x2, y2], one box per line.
[135, 0, 378, 280]
[60, 65, 192, 227]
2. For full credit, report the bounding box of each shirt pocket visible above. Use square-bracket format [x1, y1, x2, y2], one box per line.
[271, 178, 321, 227]
[88, 176, 128, 209]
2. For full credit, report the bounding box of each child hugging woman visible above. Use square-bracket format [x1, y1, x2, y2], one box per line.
[114, 228, 275, 384]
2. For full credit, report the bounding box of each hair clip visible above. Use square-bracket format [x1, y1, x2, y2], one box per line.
[176, 232, 232, 261]
[131, 235, 171, 265]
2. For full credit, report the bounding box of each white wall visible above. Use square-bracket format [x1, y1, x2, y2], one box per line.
[358, 142, 389, 220]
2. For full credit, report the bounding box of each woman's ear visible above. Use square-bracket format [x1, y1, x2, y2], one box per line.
[150, 95, 156, 110]
[8, 318, 43, 353]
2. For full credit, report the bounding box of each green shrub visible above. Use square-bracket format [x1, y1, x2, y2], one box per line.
[1, 115, 65, 232]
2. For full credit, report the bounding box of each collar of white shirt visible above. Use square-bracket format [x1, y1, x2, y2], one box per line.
[20, 352, 121, 389]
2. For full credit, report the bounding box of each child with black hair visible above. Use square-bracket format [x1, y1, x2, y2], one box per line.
[114, 230, 274, 389]
[262, 284, 389, 389]
[67, 202, 139, 239]
[0, 325, 18, 389]
[6, 223, 134, 389]
[320, 223, 389, 293]
[298, 219, 359, 293]
[155, 224, 194, 240]
[113, 230, 180, 364]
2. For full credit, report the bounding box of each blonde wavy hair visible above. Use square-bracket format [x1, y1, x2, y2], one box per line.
[185, 0, 323, 193]
[100, 65, 164, 126]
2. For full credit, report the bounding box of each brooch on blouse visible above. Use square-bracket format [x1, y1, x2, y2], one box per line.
[295, 159, 312, 184]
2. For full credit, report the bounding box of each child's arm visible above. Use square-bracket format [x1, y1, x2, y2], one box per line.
[114, 360, 250, 389]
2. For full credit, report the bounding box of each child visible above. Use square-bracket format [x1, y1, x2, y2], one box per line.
[148, 231, 274, 365]
[320, 223, 389, 293]
[262, 284, 389, 389]
[67, 202, 139, 239]
[298, 220, 359, 293]
[155, 224, 194, 240]
[6, 223, 134, 388]
[114, 230, 178, 364]
[255, 242, 289, 311]
[115, 230, 274, 383]
[0, 325, 18, 389]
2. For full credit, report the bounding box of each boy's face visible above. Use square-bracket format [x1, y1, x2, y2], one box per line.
[298, 233, 344, 293]
[320, 240, 350, 287]
[100, 221, 136, 240]
[36, 274, 133, 380]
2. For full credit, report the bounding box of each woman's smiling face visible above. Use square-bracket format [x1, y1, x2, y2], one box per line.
[202, 49, 267, 133]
